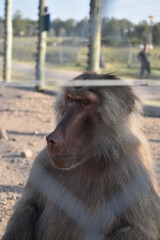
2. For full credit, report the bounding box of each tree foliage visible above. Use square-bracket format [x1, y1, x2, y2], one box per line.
[153, 23, 160, 45]
[0, 11, 160, 46]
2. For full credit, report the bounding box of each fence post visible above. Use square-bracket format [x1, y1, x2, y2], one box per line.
[88, 0, 102, 72]
[3, 0, 12, 82]
[36, 0, 47, 91]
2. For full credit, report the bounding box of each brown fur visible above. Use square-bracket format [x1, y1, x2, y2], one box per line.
[2, 73, 160, 240]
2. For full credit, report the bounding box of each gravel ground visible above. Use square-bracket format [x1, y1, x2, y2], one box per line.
[0, 86, 160, 238]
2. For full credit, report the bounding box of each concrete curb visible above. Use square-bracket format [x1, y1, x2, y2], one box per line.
[143, 105, 160, 117]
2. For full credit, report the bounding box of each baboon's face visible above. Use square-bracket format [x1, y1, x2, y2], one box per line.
[46, 76, 136, 171]
[46, 89, 101, 170]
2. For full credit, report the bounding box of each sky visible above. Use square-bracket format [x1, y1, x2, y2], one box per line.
[0, 0, 160, 24]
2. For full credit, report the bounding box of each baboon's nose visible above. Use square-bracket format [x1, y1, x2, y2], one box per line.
[46, 132, 64, 149]
[46, 136, 58, 147]
[46, 136, 56, 145]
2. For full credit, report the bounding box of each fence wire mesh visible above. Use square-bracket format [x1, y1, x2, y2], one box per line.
[0, 0, 160, 239]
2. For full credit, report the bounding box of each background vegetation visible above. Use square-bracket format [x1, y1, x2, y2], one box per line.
[0, 11, 160, 80]
[1, 11, 160, 45]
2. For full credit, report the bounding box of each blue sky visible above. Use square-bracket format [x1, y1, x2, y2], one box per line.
[0, 0, 160, 23]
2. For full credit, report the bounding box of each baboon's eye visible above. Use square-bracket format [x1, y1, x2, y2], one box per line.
[66, 95, 72, 102]
[83, 98, 91, 106]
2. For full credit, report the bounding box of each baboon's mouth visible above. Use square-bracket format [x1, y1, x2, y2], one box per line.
[50, 155, 75, 169]
[52, 155, 75, 158]
[48, 154, 76, 170]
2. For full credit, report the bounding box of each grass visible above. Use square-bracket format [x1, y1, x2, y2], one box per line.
[144, 100, 160, 106]
[0, 37, 160, 81]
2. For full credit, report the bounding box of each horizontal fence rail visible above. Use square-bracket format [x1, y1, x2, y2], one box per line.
[0, 79, 160, 88]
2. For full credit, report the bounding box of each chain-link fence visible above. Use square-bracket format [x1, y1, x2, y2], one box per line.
[0, 1, 160, 239]
[0, 0, 160, 86]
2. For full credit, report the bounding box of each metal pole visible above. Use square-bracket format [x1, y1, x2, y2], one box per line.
[149, 16, 154, 47]
[88, 0, 102, 72]
[128, 43, 132, 68]
[3, 0, 12, 82]
[36, 0, 47, 91]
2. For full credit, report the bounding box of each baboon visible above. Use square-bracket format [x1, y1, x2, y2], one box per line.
[2, 73, 160, 240]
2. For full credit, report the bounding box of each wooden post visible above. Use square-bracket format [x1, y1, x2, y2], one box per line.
[36, 0, 47, 91]
[3, 0, 12, 82]
[88, 0, 102, 72]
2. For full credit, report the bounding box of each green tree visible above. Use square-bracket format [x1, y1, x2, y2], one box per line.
[102, 18, 120, 37]
[119, 19, 134, 38]
[74, 18, 89, 37]
[0, 18, 3, 38]
[51, 18, 65, 36]
[25, 20, 37, 36]
[153, 23, 160, 45]
[134, 21, 149, 43]
[13, 11, 26, 36]
[64, 19, 76, 36]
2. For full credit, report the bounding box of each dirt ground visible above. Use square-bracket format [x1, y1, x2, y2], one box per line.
[0, 86, 160, 238]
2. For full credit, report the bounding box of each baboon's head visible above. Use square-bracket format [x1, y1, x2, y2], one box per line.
[46, 73, 139, 170]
